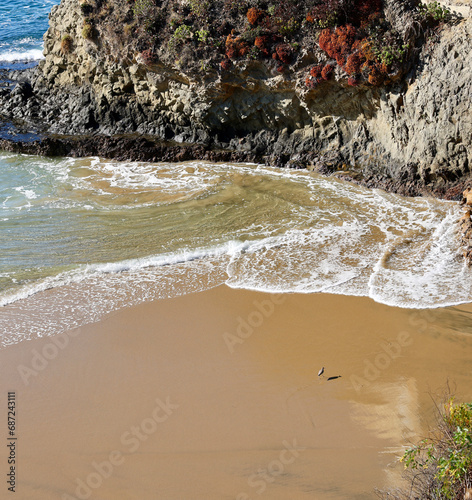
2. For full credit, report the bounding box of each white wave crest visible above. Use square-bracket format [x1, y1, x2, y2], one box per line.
[0, 49, 44, 62]
[0, 240, 252, 308]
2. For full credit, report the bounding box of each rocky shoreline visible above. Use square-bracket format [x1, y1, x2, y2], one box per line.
[0, 0, 471, 204]
[0, 126, 469, 202]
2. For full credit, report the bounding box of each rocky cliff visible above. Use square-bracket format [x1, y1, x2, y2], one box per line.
[0, 0, 471, 198]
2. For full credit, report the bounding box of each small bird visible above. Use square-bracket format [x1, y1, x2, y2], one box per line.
[318, 366, 325, 377]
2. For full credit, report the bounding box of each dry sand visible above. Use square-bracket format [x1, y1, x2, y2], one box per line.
[2, 285, 472, 499]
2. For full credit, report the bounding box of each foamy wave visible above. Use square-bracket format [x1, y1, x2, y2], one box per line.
[85, 240, 252, 275]
[4, 216, 468, 317]
[0, 240, 252, 308]
[0, 257, 228, 347]
[14, 186, 38, 200]
[0, 48, 44, 62]
[367, 209, 469, 309]
[226, 206, 471, 309]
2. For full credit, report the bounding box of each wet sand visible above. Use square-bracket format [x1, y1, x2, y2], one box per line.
[2, 285, 472, 499]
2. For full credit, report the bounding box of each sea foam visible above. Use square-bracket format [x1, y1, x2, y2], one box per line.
[0, 48, 44, 62]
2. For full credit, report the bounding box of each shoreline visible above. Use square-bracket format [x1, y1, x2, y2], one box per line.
[2, 285, 472, 498]
[0, 120, 470, 201]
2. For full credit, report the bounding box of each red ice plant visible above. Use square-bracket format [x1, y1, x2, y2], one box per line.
[220, 58, 232, 70]
[274, 43, 292, 64]
[247, 7, 265, 26]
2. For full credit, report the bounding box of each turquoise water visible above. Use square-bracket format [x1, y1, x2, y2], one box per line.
[0, 0, 59, 62]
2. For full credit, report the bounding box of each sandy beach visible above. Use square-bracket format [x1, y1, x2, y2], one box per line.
[2, 285, 472, 499]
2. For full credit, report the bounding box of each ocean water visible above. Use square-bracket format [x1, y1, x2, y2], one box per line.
[1, 153, 471, 346]
[1, 1, 472, 346]
[0, 0, 58, 63]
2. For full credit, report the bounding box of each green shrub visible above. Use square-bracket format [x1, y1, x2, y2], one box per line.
[400, 399, 472, 499]
[373, 43, 409, 67]
[418, 0, 451, 21]
[195, 29, 209, 43]
[188, 0, 210, 18]
[133, 0, 154, 18]
[133, 0, 162, 33]
[168, 24, 194, 51]
[82, 23, 94, 39]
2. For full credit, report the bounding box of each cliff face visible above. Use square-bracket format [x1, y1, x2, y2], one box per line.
[0, 0, 471, 197]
